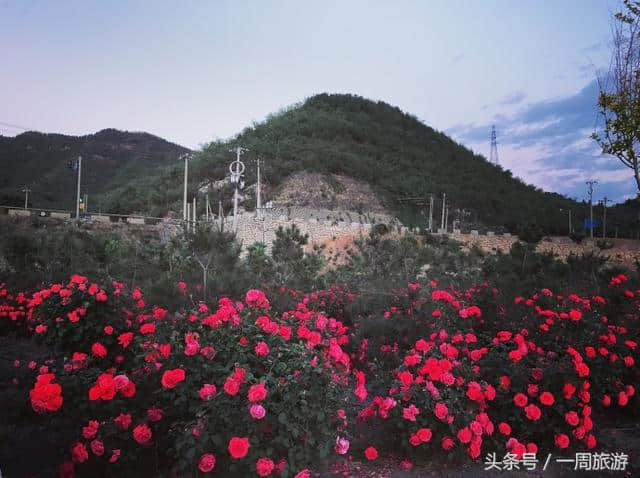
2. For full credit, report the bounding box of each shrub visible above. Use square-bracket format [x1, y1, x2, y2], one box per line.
[10, 277, 351, 477]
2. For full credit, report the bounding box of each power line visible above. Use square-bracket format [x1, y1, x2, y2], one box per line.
[0, 121, 35, 131]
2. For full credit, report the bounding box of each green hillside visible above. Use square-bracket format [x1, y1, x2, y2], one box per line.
[2, 95, 635, 236]
[102, 93, 636, 236]
[0, 129, 190, 211]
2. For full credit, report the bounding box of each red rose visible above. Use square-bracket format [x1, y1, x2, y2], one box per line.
[233, 367, 247, 382]
[575, 362, 589, 377]
[147, 407, 163, 421]
[466, 381, 484, 402]
[563, 382, 576, 399]
[484, 384, 496, 401]
[565, 411, 580, 426]
[114, 413, 132, 430]
[82, 420, 99, 439]
[513, 392, 528, 407]
[133, 424, 152, 445]
[90, 439, 104, 456]
[224, 377, 241, 396]
[618, 391, 629, 406]
[469, 441, 481, 459]
[256, 457, 275, 476]
[246, 289, 269, 308]
[524, 404, 541, 421]
[161, 369, 185, 389]
[416, 428, 432, 443]
[140, 323, 155, 334]
[398, 371, 413, 387]
[498, 422, 511, 435]
[198, 453, 216, 473]
[89, 373, 117, 401]
[91, 342, 107, 358]
[364, 446, 378, 460]
[118, 332, 134, 348]
[200, 384, 217, 400]
[248, 383, 268, 402]
[71, 442, 88, 463]
[228, 437, 250, 459]
[441, 436, 455, 450]
[457, 427, 472, 443]
[254, 341, 270, 357]
[568, 309, 582, 321]
[120, 381, 136, 398]
[30, 373, 63, 413]
[539, 391, 554, 406]
[554, 433, 570, 449]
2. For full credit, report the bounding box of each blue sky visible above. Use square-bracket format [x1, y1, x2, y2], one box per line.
[0, 0, 633, 202]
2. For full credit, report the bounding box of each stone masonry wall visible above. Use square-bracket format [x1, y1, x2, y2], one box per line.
[233, 212, 377, 251]
[444, 231, 640, 266]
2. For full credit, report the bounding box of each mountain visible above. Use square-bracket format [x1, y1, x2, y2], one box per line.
[104, 93, 634, 236]
[0, 129, 190, 211]
[1, 96, 635, 236]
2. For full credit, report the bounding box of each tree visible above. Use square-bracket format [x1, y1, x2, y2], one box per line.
[593, 0, 640, 193]
[271, 224, 324, 288]
[187, 226, 243, 300]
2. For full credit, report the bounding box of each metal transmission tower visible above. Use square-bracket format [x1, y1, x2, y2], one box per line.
[489, 125, 499, 165]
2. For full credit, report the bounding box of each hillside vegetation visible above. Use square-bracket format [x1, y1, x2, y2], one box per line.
[0, 129, 190, 211]
[1, 95, 636, 235]
[103, 94, 636, 235]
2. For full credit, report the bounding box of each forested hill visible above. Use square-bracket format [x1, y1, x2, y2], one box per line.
[0, 129, 190, 210]
[105, 93, 633, 235]
[2, 95, 635, 236]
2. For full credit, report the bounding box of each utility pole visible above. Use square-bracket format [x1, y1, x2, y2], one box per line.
[569, 210, 572, 235]
[75, 156, 82, 221]
[444, 207, 449, 232]
[428, 194, 433, 232]
[186, 203, 190, 233]
[440, 193, 446, 231]
[84, 192, 88, 214]
[602, 196, 610, 238]
[182, 153, 189, 222]
[193, 196, 197, 231]
[22, 187, 31, 209]
[561, 208, 572, 235]
[256, 158, 262, 218]
[218, 200, 223, 231]
[586, 180, 597, 239]
[205, 191, 210, 222]
[229, 146, 247, 232]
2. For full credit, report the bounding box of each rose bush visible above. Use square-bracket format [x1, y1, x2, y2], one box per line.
[1, 272, 639, 476]
[345, 277, 639, 468]
[3, 276, 352, 477]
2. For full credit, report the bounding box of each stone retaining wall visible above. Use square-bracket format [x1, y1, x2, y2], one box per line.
[442, 231, 640, 266]
[233, 213, 375, 251]
[256, 206, 394, 226]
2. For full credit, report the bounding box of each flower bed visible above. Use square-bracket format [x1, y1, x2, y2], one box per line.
[1, 273, 639, 476]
